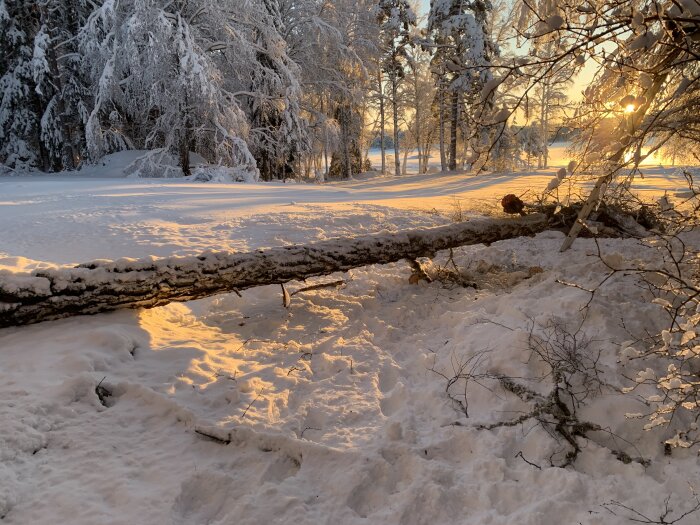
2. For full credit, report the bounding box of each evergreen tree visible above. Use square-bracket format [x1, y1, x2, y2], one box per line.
[0, 1, 43, 170]
[0, 1, 93, 172]
[33, 0, 92, 170]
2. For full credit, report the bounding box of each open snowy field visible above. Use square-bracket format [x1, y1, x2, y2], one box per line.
[367, 142, 668, 175]
[1, 166, 699, 524]
[0, 153, 684, 267]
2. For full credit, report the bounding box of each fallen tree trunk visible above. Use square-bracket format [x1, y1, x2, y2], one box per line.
[0, 215, 548, 328]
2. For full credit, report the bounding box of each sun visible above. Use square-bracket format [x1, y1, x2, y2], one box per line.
[624, 104, 636, 113]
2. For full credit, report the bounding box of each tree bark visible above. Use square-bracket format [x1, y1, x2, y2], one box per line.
[438, 79, 447, 172]
[343, 104, 352, 179]
[449, 89, 459, 171]
[542, 81, 549, 169]
[0, 215, 548, 328]
[379, 70, 386, 175]
[391, 72, 401, 176]
[412, 65, 423, 175]
[538, 83, 546, 169]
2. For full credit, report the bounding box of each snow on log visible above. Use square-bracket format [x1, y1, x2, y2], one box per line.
[0, 215, 548, 328]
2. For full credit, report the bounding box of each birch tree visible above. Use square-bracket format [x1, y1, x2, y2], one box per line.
[405, 46, 438, 174]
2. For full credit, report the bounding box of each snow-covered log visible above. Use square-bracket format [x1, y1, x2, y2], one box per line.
[0, 215, 547, 328]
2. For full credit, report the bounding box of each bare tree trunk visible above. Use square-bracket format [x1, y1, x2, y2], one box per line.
[423, 141, 433, 173]
[343, 106, 352, 178]
[391, 73, 401, 176]
[179, 139, 191, 177]
[0, 216, 548, 328]
[379, 70, 386, 175]
[180, 107, 192, 177]
[321, 95, 328, 181]
[439, 81, 447, 172]
[538, 85, 546, 169]
[344, 138, 352, 178]
[358, 101, 368, 171]
[174, 44, 192, 177]
[413, 67, 423, 174]
[449, 90, 459, 171]
[543, 82, 550, 169]
[424, 123, 436, 174]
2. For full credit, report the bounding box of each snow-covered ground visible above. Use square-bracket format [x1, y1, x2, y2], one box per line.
[1, 162, 699, 524]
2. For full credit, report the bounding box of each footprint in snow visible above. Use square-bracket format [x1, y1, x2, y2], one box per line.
[260, 454, 301, 483]
[171, 471, 234, 524]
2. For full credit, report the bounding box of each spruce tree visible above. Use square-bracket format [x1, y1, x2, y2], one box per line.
[0, 1, 43, 170]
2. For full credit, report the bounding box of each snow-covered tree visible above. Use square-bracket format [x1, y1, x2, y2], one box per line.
[405, 46, 438, 174]
[215, 0, 378, 181]
[376, 0, 416, 175]
[229, 0, 309, 181]
[518, 122, 545, 169]
[80, 0, 256, 177]
[428, 0, 496, 171]
[294, 0, 378, 179]
[273, 0, 336, 178]
[0, 1, 43, 171]
[33, 0, 92, 171]
[529, 48, 573, 169]
[507, 0, 700, 249]
[489, 123, 521, 172]
[0, 0, 93, 172]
